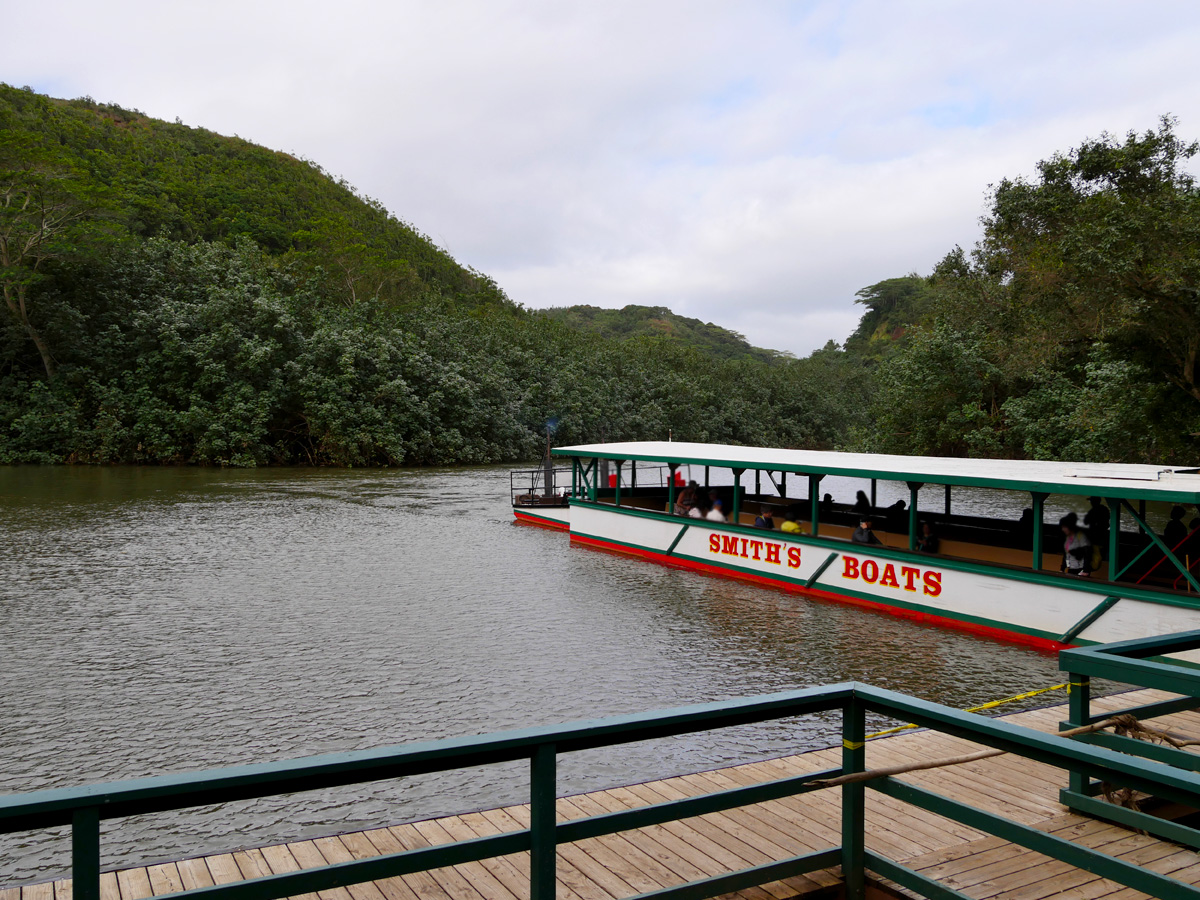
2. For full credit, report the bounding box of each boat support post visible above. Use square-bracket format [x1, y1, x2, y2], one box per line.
[1059, 596, 1121, 645]
[613, 460, 623, 507]
[1107, 497, 1121, 581]
[809, 473, 823, 537]
[907, 482, 923, 551]
[668, 464, 678, 514]
[732, 468, 744, 523]
[805, 551, 839, 589]
[665, 524, 689, 555]
[571, 458, 578, 499]
[1031, 492, 1048, 571]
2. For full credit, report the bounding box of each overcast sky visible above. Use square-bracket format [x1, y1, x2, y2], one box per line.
[6, 2, 1199, 355]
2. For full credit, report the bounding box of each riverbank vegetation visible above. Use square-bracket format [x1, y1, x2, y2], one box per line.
[1, 83, 1196, 465]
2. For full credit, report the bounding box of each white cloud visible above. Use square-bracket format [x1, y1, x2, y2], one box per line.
[5, 1, 1200, 355]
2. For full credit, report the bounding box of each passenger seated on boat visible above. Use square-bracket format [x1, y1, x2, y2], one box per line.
[689, 498, 709, 519]
[915, 521, 939, 554]
[853, 491, 871, 516]
[676, 481, 699, 515]
[754, 510, 775, 530]
[1060, 514, 1093, 577]
[706, 500, 728, 523]
[852, 518, 882, 546]
[820, 493, 834, 518]
[779, 512, 801, 534]
[1165, 506, 1188, 549]
[886, 499, 906, 529]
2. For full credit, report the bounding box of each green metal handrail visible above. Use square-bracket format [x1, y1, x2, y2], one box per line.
[6, 681, 1200, 900]
[1059, 630, 1200, 849]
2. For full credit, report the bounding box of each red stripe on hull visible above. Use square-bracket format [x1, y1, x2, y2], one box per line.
[570, 533, 1065, 654]
[513, 509, 570, 531]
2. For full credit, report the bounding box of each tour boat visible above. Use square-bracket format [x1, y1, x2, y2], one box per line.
[512, 441, 1200, 652]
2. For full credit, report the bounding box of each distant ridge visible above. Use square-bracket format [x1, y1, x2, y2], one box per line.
[541, 304, 787, 363]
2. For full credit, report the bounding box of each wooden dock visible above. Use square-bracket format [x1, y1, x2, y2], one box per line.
[5, 689, 1200, 900]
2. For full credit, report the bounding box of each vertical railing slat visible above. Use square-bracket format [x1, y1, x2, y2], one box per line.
[841, 699, 865, 900]
[530, 743, 557, 900]
[72, 806, 101, 900]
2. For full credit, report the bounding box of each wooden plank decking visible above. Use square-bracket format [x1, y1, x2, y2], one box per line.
[5, 690, 1200, 900]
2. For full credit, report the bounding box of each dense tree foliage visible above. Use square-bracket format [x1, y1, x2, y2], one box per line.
[857, 118, 1200, 463]
[0, 85, 865, 465]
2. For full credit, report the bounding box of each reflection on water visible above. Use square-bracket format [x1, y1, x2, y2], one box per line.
[1, 466, 1084, 884]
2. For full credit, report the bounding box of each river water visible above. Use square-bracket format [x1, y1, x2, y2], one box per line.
[0, 466, 1094, 885]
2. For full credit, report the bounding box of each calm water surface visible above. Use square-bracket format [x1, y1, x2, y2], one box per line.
[0, 467, 1087, 884]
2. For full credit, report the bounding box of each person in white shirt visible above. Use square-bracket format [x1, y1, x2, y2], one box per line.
[706, 500, 727, 523]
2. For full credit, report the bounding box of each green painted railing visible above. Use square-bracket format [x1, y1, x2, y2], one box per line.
[1059, 629, 1200, 848]
[6, 682, 1200, 900]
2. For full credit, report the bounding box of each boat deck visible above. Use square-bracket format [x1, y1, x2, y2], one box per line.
[5, 690, 1200, 900]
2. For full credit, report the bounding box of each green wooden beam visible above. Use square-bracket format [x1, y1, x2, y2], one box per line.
[732, 468, 744, 523]
[1030, 492, 1047, 572]
[1107, 497, 1120, 581]
[907, 482, 923, 551]
[1058, 596, 1120, 645]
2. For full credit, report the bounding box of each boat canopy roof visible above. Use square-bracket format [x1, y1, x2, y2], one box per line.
[553, 441, 1200, 502]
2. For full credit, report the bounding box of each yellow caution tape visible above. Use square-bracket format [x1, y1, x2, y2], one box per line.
[864, 682, 1069, 741]
[842, 739, 865, 750]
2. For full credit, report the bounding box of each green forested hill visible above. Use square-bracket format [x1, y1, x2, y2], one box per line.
[541, 305, 784, 363]
[4, 84, 1194, 466]
[0, 84, 866, 466]
[0, 86, 507, 311]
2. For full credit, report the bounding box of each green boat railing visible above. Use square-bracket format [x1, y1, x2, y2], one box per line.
[6, 681, 1200, 900]
[1060, 629, 1200, 848]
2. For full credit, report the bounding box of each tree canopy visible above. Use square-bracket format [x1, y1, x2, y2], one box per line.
[857, 117, 1200, 463]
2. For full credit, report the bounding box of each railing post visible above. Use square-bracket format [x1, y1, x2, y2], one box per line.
[732, 468, 744, 523]
[613, 461, 623, 508]
[571, 458, 578, 499]
[530, 743, 557, 900]
[1065, 674, 1091, 796]
[73, 806, 101, 900]
[668, 464, 678, 514]
[841, 697, 866, 900]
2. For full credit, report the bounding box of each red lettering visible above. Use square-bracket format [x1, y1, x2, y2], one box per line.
[709, 534, 721, 553]
[749, 540, 764, 561]
[721, 535, 739, 556]
[740, 538, 749, 558]
[879, 563, 899, 588]
[765, 543, 781, 565]
[787, 546, 802, 568]
[861, 560, 879, 583]
[900, 566, 919, 592]
[923, 571, 942, 597]
[842, 555, 859, 579]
